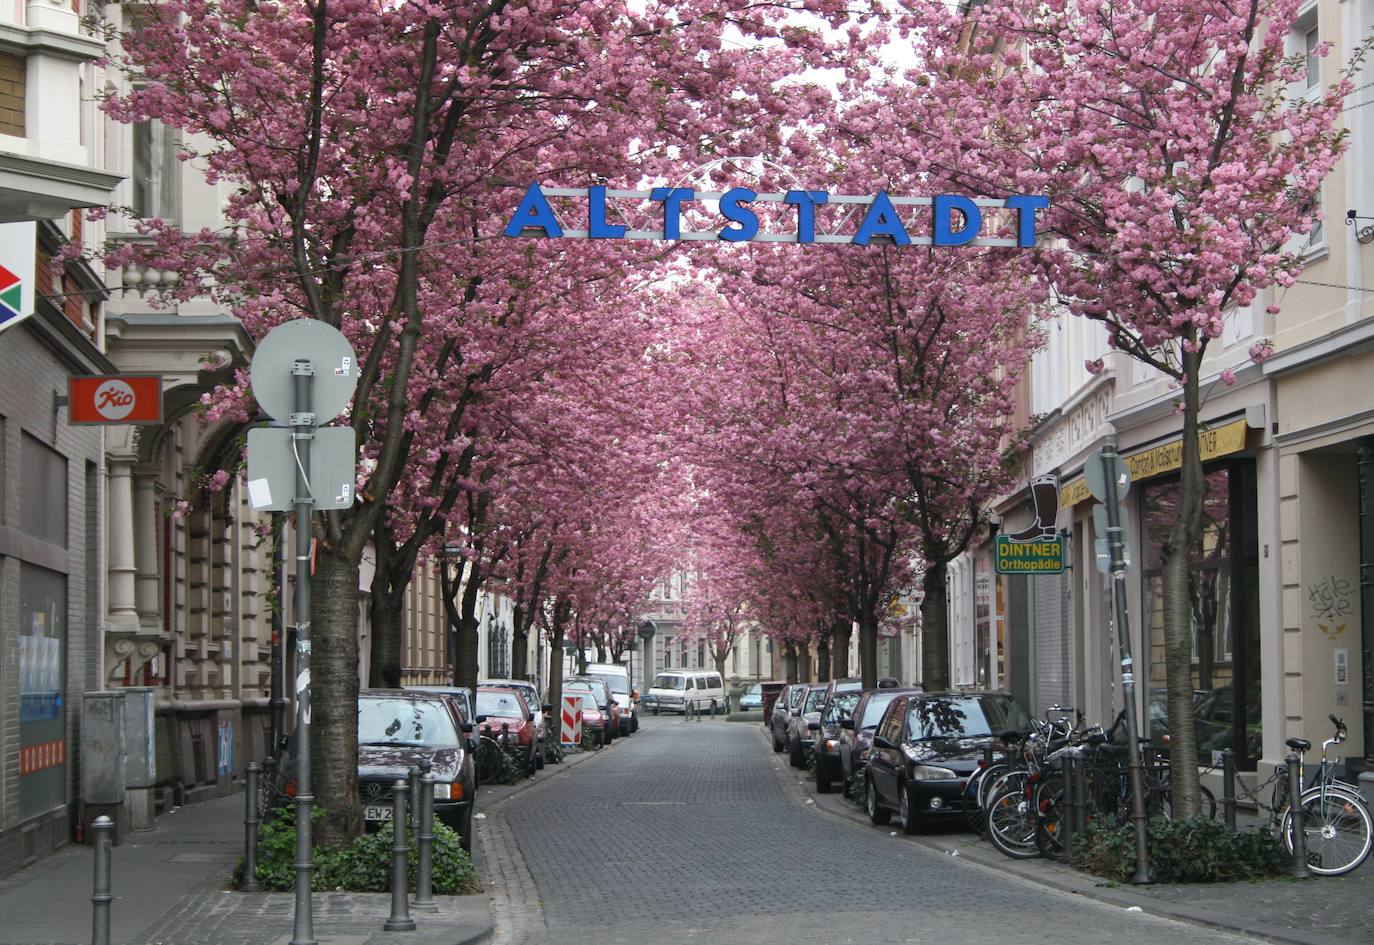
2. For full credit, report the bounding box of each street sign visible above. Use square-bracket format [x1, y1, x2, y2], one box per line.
[246, 427, 357, 511]
[68, 375, 163, 424]
[1085, 450, 1131, 502]
[0, 222, 35, 335]
[995, 535, 1065, 574]
[250, 320, 358, 423]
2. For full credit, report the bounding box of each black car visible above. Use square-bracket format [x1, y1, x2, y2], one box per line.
[838, 686, 921, 784]
[770, 683, 808, 753]
[811, 678, 864, 794]
[865, 691, 1031, 834]
[357, 690, 477, 851]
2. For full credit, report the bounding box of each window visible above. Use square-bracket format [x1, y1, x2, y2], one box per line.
[664, 642, 672, 669]
[732, 647, 739, 674]
[697, 640, 705, 668]
[133, 118, 178, 219]
[1304, 24, 1320, 90]
[21, 434, 66, 547]
[20, 563, 67, 819]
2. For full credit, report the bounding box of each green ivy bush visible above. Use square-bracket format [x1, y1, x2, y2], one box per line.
[543, 739, 565, 765]
[235, 806, 481, 894]
[1074, 816, 1287, 883]
[844, 772, 865, 807]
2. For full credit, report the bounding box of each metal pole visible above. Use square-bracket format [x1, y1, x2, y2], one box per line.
[408, 765, 421, 831]
[290, 358, 316, 945]
[1101, 448, 1152, 884]
[1286, 754, 1311, 878]
[270, 514, 286, 765]
[1221, 749, 1237, 829]
[1062, 753, 1077, 861]
[242, 763, 262, 891]
[384, 781, 416, 931]
[90, 815, 112, 945]
[1073, 749, 1089, 835]
[413, 771, 436, 911]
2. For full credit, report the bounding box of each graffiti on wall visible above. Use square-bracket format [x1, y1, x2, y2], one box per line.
[1308, 574, 1355, 640]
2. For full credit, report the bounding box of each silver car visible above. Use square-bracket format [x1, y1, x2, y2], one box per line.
[786, 684, 828, 769]
[770, 683, 808, 752]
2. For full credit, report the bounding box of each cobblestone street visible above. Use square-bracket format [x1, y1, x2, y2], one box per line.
[483, 717, 1275, 945]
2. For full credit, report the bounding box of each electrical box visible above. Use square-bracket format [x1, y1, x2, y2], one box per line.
[122, 688, 156, 789]
[81, 692, 127, 805]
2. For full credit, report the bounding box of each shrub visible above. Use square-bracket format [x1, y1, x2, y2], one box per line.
[544, 739, 564, 765]
[235, 806, 481, 894]
[1073, 816, 1287, 884]
[844, 772, 865, 807]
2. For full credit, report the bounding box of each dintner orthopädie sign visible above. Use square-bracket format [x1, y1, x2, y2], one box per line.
[504, 183, 1049, 247]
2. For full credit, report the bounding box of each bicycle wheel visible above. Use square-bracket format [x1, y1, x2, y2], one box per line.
[984, 772, 1041, 859]
[1281, 788, 1374, 876]
[475, 737, 503, 784]
[1033, 774, 1066, 860]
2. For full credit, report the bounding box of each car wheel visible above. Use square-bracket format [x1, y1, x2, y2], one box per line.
[867, 776, 891, 826]
[631, 715, 639, 733]
[789, 734, 805, 769]
[816, 756, 832, 794]
[459, 805, 473, 853]
[897, 783, 920, 835]
[652, 706, 659, 716]
[772, 727, 784, 753]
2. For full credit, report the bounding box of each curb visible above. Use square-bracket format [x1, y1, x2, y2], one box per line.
[754, 725, 1364, 945]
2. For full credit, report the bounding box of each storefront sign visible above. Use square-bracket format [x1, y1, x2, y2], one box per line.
[68, 375, 163, 424]
[1059, 417, 1250, 505]
[504, 183, 1048, 247]
[0, 221, 34, 335]
[995, 536, 1065, 574]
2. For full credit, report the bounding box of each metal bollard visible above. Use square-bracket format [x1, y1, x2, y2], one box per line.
[91, 815, 113, 945]
[408, 765, 422, 831]
[1286, 755, 1311, 879]
[413, 771, 437, 911]
[383, 781, 416, 931]
[1221, 749, 1237, 829]
[1061, 754, 1076, 861]
[242, 762, 263, 891]
[982, 744, 994, 769]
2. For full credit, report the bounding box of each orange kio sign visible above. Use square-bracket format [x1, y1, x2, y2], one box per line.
[68, 375, 163, 424]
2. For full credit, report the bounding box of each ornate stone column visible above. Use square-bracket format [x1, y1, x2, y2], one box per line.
[107, 459, 140, 629]
[133, 467, 162, 628]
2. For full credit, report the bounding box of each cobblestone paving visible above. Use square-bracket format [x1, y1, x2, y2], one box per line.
[490, 717, 1268, 945]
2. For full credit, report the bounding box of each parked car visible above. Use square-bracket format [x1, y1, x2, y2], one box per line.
[567, 676, 621, 740]
[811, 678, 864, 793]
[738, 683, 764, 712]
[566, 689, 610, 747]
[838, 686, 921, 783]
[356, 690, 476, 851]
[484, 677, 549, 768]
[643, 670, 726, 715]
[474, 686, 541, 774]
[585, 662, 638, 735]
[865, 690, 1032, 834]
[770, 683, 808, 752]
[786, 684, 828, 769]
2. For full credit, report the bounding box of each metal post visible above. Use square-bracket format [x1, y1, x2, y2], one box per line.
[1072, 749, 1089, 834]
[1062, 753, 1077, 861]
[408, 765, 421, 831]
[413, 771, 436, 911]
[269, 515, 286, 764]
[242, 762, 262, 891]
[982, 744, 994, 769]
[384, 780, 416, 931]
[290, 358, 316, 945]
[1286, 755, 1311, 878]
[1101, 448, 1152, 884]
[90, 815, 112, 945]
[1221, 749, 1237, 829]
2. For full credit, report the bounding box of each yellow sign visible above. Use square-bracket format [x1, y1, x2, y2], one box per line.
[995, 536, 1065, 574]
[1059, 418, 1249, 506]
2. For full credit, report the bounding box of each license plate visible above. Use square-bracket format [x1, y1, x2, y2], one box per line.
[364, 804, 393, 821]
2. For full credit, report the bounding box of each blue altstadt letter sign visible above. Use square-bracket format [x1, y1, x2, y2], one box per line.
[504, 183, 1048, 248]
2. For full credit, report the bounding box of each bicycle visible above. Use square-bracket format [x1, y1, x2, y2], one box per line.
[1273, 715, 1372, 876]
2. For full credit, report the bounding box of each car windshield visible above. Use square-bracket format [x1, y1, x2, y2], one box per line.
[476, 691, 527, 719]
[589, 673, 629, 695]
[358, 698, 459, 749]
[575, 693, 598, 712]
[787, 686, 806, 708]
[653, 675, 686, 690]
[746, 684, 761, 695]
[858, 691, 901, 729]
[803, 688, 825, 712]
[906, 696, 1032, 742]
[826, 692, 862, 722]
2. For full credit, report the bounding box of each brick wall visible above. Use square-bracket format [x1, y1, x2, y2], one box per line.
[0, 54, 24, 138]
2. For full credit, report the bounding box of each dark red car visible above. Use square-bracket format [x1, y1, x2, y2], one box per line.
[475, 686, 539, 774]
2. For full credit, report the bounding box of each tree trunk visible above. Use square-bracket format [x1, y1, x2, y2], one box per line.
[831, 620, 851, 680]
[858, 605, 879, 690]
[454, 563, 483, 691]
[816, 632, 831, 683]
[920, 563, 950, 690]
[577, 646, 588, 676]
[511, 625, 529, 680]
[596, 640, 607, 663]
[369, 589, 404, 688]
[715, 652, 728, 684]
[312, 550, 362, 848]
[784, 641, 798, 682]
[799, 640, 812, 682]
[1163, 349, 1205, 818]
[546, 602, 569, 740]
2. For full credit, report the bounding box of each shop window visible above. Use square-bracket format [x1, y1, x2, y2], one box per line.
[21, 433, 66, 547]
[1141, 461, 1261, 768]
[19, 563, 67, 819]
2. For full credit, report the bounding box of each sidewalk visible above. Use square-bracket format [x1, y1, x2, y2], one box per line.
[773, 726, 1374, 945]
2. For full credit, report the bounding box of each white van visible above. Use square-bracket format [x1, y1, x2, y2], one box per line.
[644, 670, 726, 715]
[584, 662, 637, 735]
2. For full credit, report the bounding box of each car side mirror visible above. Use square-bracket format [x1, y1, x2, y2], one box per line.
[461, 721, 474, 734]
[840, 719, 855, 730]
[807, 721, 821, 731]
[872, 735, 895, 750]
[475, 715, 488, 724]
[543, 703, 552, 713]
